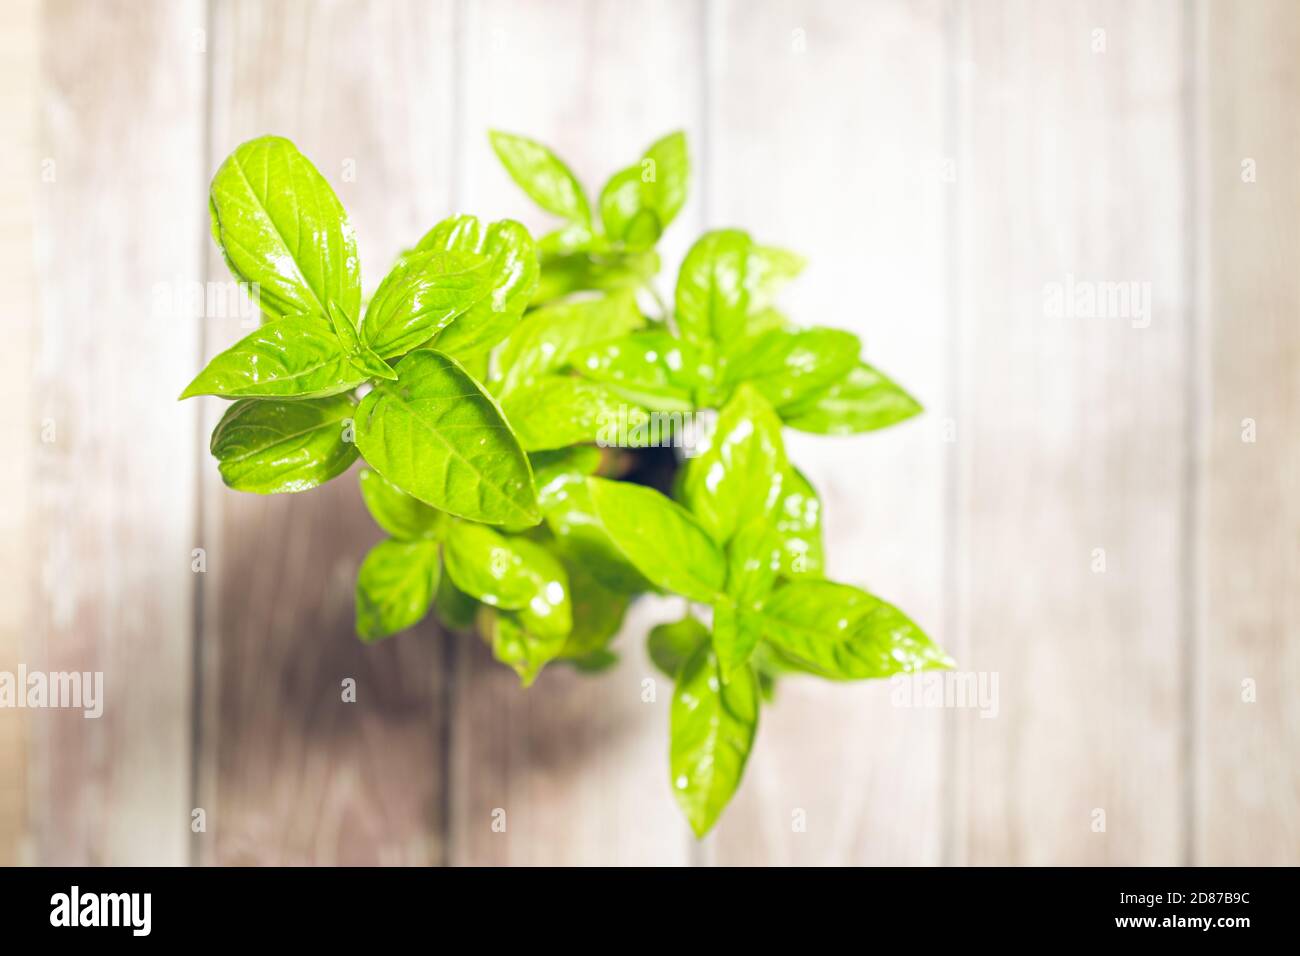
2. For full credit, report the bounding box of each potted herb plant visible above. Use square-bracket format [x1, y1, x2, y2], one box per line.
[181, 131, 952, 836]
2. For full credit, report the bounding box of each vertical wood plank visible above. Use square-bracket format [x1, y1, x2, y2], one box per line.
[952, 0, 1188, 864]
[198, 0, 456, 865]
[29, 0, 206, 864]
[707, 0, 951, 865]
[1198, 0, 1300, 865]
[0, 0, 41, 867]
[448, 0, 704, 865]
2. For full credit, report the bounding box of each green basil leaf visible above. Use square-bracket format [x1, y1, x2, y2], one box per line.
[598, 166, 655, 250]
[358, 467, 446, 540]
[598, 131, 689, 252]
[670, 643, 759, 838]
[534, 249, 659, 305]
[456, 348, 491, 384]
[433, 572, 478, 630]
[746, 244, 805, 310]
[355, 539, 440, 642]
[354, 350, 539, 527]
[720, 517, 788, 678]
[724, 327, 860, 408]
[682, 384, 786, 544]
[725, 519, 783, 608]
[774, 466, 824, 577]
[538, 474, 652, 594]
[421, 218, 540, 357]
[489, 130, 591, 225]
[208, 136, 359, 323]
[494, 291, 644, 396]
[586, 477, 725, 602]
[640, 130, 690, 231]
[530, 446, 604, 492]
[180, 316, 364, 400]
[538, 222, 596, 256]
[210, 395, 358, 494]
[415, 213, 486, 252]
[751, 639, 817, 680]
[569, 330, 701, 412]
[503, 377, 647, 452]
[648, 615, 708, 679]
[361, 250, 492, 359]
[747, 306, 793, 337]
[711, 599, 763, 677]
[675, 229, 753, 348]
[442, 522, 571, 638]
[759, 579, 952, 680]
[559, 559, 630, 660]
[484, 608, 568, 687]
[780, 362, 923, 434]
[328, 302, 396, 380]
[565, 649, 620, 673]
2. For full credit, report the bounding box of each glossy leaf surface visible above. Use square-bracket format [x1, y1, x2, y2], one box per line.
[569, 329, 702, 412]
[670, 644, 759, 837]
[648, 615, 709, 679]
[358, 467, 446, 540]
[503, 377, 647, 452]
[420, 218, 539, 357]
[682, 385, 786, 544]
[210, 395, 358, 493]
[355, 539, 440, 641]
[759, 580, 952, 680]
[586, 477, 725, 602]
[208, 135, 359, 322]
[780, 362, 922, 435]
[675, 229, 753, 348]
[494, 291, 644, 396]
[443, 522, 571, 639]
[489, 130, 590, 225]
[180, 317, 364, 400]
[354, 350, 538, 526]
[725, 326, 860, 408]
[362, 250, 492, 359]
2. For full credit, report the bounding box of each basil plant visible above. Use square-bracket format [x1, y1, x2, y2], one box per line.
[182, 131, 952, 837]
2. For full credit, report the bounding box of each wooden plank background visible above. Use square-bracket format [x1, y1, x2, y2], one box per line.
[0, 0, 40, 869]
[1199, 0, 1300, 866]
[952, 0, 1190, 866]
[2, 0, 1296, 866]
[707, 0, 950, 866]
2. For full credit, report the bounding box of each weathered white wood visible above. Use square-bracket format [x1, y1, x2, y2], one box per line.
[198, 0, 457, 865]
[448, 0, 704, 865]
[12, 0, 1298, 868]
[705, 0, 951, 865]
[1197, 0, 1300, 866]
[951, 0, 1189, 864]
[0, 0, 41, 867]
[28, 0, 206, 865]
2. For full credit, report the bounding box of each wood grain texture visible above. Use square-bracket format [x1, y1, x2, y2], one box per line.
[10, 0, 1299, 868]
[703, 0, 951, 865]
[1198, 0, 1300, 865]
[446, 0, 705, 866]
[197, 0, 456, 865]
[28, 0, 206, 865]
[0, 0, 40, 867]
[951, 0, 1189, 864]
